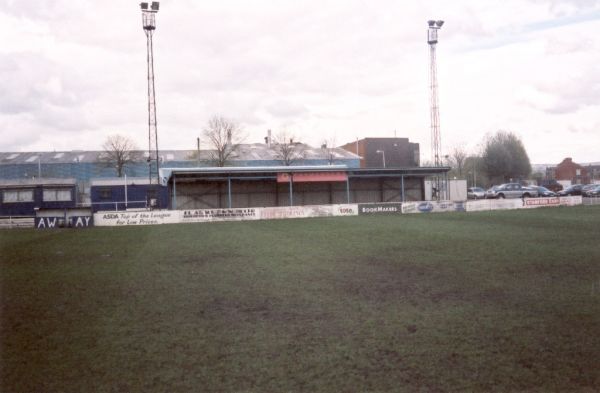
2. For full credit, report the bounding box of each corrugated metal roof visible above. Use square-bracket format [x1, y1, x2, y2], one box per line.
[0, 178, 77, 187]
[90, 177, 153, 186]
[0, 144, 359, 165]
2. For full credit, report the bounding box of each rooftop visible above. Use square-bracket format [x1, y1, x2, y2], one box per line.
[0, 144, 359, 165]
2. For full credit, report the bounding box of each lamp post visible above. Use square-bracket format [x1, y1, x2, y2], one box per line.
[376, 150, 386, 168]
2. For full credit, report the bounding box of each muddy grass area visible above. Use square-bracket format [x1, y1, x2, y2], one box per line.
[2, 206, 600, 392]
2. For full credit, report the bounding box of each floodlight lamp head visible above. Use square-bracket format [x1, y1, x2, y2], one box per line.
[140, 2, 148, 10]
[151, 1, 159, 11]
[436, 20, 444, 28]
[428, 20, 436, 27]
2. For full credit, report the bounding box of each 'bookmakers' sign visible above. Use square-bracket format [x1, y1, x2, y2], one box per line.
[358, 203, 403, 215]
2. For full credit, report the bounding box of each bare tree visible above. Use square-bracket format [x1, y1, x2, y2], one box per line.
[272, 131, 305, 166]
[321, 136, 337, 165]
[203, 115, 243, 167]
[99, 134, 141, 177]
[449, 145, 468, 177]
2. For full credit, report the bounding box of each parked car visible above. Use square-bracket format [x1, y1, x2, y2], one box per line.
[582, 184, 600, 197]
[541, 180, 563, 192]
[557, 184, 584, 196]
[485, 183, 539, 199]
[581, 184, 597, 195]
[467, 187, 486, 199]
[532, 186, 557, 197]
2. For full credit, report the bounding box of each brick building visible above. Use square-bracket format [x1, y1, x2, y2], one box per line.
[339, 138, 419, 168]
[548, 157, 589, 184]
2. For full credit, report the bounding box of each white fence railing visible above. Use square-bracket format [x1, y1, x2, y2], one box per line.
[0, 216, 35, 229]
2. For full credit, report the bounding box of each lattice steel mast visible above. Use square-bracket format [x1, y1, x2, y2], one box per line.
[141, 2, 160, 184]
[428, 19, 444, 199]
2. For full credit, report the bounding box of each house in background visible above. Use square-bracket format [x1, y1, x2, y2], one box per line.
[547, 158, 590, 185]
[338, 138, 420, 168]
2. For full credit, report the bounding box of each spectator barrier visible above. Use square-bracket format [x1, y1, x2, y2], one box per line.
[90, 196, 584, 226]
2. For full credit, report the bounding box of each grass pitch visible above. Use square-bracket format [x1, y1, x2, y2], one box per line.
[2, 206, 600, 392]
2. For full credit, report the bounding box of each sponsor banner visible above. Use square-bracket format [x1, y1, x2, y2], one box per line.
[260, 206, 314, 220]
[522, 196, 582, 208]
[454, 201, 467, 212]
[401, 200, 459, 214]
[465, 199, 522, 212]
[277, 172, 348, 183]
[182, 208, 259, 223]
[522, 197, 561, 209]
[559, 196, 582, 206]
[583, 197, 600, 206]
[94, 210, 180, 226]
[332, 204, 359, 217]
[358, 203, 403, 215]
[94, 204, 359, 226]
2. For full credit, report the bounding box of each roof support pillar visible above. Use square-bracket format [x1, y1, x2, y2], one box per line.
[289, 177, 293, 206]
[346, 178, 350, 204]
[401, 175, 405, 202]
[172, 175, 177, 210]
[227, 177, 232, 208]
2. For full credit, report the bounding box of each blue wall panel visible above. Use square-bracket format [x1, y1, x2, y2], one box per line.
[0, 185, 77, 216]
[90, 184, 169, 212]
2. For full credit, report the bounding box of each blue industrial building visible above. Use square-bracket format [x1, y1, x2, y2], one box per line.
[0, 178, 78, 217]
[0, 144, 360, 183]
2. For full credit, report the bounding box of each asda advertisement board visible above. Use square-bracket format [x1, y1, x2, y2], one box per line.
[93, 210, 181, 226]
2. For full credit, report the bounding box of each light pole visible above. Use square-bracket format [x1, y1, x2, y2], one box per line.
[428, 19, 444, 200]
[141, 2, 160, 185]
[376, 150, 386, 168]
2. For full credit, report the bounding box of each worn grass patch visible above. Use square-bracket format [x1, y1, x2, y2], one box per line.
[1, 206, 600, 392]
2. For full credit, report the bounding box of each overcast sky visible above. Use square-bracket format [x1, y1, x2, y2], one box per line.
[1, 0, 599, 164]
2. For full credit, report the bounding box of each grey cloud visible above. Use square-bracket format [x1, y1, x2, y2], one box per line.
[0, 53, 83, 115]
[536, 74, 600, 114]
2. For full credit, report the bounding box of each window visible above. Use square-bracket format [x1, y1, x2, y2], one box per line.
[99, 188, 112, 200]
[43, 188, 72, 202]
[3, 189, 34, 203]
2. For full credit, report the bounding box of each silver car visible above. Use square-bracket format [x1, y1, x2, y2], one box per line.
[467, 187, 486, 199]
[485, 183, 539, 199]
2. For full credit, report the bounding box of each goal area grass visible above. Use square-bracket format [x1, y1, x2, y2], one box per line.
[2, 206, 600, 392]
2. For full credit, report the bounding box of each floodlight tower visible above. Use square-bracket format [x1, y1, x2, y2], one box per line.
[141, 2, 160, 185]
[428, 19, 445, 199]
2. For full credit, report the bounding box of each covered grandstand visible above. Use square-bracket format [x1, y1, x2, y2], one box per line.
[160, 165, 450, 210]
